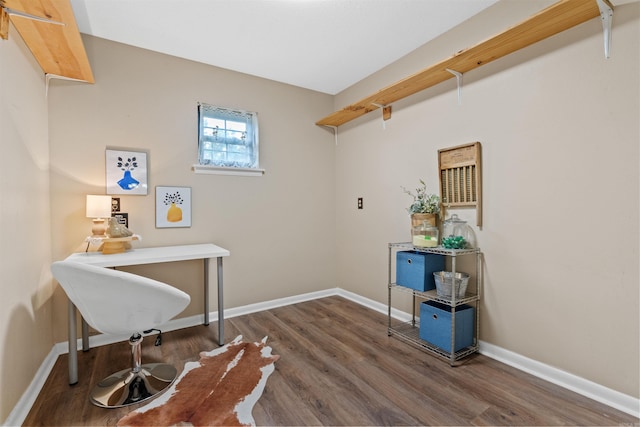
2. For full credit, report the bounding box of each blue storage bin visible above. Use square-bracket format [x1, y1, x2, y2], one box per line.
[396, 251, 445, 291]
[419, 301, 474, 352]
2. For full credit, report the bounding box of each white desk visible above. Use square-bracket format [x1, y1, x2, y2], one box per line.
[64, 243, 230, 385]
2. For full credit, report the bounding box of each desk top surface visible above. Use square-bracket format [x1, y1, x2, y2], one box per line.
[65, 243, 230, 267]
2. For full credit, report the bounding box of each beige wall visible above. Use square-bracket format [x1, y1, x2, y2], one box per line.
[334, 1, 639, 398]
[1, 1, 638, 421]
[47, 36, 337, 343]
[0, 23, 54, 420]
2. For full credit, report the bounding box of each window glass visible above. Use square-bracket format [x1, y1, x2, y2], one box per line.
[197, 103, 259, 169]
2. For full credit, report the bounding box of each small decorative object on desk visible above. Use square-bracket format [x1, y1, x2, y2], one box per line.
[100, 236, 140, 254]
[84, 218, 141, 254]
[441, 214, 475, 248]
[402, 179, 440, 230]
[107, 217, 133, 237]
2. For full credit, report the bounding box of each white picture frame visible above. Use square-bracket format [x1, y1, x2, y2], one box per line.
[155, 186, 192, 228]
[106, 149, 148, 195]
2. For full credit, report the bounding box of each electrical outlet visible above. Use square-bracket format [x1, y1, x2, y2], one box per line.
[357, 197, 363, 209]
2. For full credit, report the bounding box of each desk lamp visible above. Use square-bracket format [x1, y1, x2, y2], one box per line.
[86, 195, 112, 237]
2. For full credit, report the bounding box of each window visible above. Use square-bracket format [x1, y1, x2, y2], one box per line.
[195, 103, 263, 176]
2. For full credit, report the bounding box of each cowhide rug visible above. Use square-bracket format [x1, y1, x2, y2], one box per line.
[117, 335, 279, 427]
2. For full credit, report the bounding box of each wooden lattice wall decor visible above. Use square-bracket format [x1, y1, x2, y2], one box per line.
[438, 142, 482, 227]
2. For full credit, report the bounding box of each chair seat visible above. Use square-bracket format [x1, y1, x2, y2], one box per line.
[51, 261, 190, 335]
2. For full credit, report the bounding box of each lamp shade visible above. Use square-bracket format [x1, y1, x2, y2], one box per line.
[86, 195, 112, 218]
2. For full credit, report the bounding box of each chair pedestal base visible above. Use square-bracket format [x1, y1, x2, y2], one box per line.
[90, 363, 177, 408]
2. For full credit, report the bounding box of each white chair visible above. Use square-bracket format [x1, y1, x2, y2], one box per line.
[51, 260, 190, 408]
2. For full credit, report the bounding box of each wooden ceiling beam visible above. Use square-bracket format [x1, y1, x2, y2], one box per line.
[3, 0, 94, 83]
[316, 0, 610, 127]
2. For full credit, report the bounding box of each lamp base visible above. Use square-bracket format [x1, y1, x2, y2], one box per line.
[90, 218, 108, 237]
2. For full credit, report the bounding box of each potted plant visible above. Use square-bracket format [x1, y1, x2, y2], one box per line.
[402, 179, 440, 229]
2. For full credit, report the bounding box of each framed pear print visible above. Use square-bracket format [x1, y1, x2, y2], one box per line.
[156, 186, 192, 228]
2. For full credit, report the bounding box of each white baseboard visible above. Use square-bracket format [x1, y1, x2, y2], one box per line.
[3, 346, 59, 427]
[5, 288, 639, 426]
[479, 341, 640, 418]
[224, 288, 338, 319]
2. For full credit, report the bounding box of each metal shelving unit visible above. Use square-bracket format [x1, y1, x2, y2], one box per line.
[387, 242, 482, 366]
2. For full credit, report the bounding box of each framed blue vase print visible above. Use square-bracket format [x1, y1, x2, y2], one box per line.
[106, 149, 148, 195]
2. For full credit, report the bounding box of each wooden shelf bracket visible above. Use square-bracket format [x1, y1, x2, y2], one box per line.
[1, 3, 65, 40]
[597, 0, 614, 58]
[327, 125, 338, 146]
[317, 122, 339, 145]
[45, 73, 88, 97]
[1, 6, 65, 26]
[372, 103, 392, 129]
[445, 69, 463, 105]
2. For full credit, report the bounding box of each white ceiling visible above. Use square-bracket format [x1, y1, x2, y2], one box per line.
[69, 0, 499, 95]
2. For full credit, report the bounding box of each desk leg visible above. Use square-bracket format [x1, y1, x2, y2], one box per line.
[81, 318, 89, 351]
[204, 258, 210, 326]
[68, 300, 78, 385]
[217, 257, 224, 346]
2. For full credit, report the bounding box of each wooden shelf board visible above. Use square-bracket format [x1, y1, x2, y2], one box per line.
[0, 7, 9, 40]
[4, 0, 94, 83]
[316, 0, 607, 127]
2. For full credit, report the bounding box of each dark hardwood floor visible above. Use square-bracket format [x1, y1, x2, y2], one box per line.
[24, 296, 638, 426]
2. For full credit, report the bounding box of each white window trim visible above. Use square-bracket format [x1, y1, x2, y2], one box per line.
[192, 164, 265, 177]
[197, 103, 262, 175]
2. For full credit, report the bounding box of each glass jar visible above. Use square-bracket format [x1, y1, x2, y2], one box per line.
[412, 220, 439, 248]
[441, 214, 475, 249]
